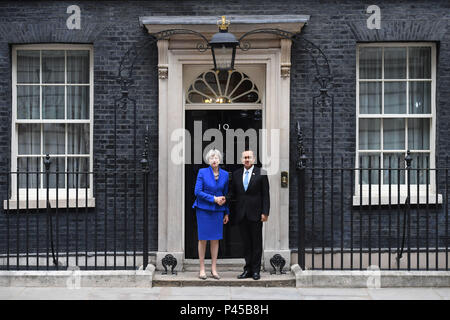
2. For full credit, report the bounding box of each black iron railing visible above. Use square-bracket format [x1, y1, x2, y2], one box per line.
[0, 155, 152, 271]
[296, 153, 449, 271]
[1, 153, 448, 271]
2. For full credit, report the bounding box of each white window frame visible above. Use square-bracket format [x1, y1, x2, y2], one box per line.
[5, 44, 95, 210]
[354, 42, 441, 205]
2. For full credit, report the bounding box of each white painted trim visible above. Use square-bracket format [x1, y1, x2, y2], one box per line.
[11, 44, 93, 51]
[185, 68, 263, 105]
[15, 120, 91, 123]
[185, 104, 262, 110]
[140, 15, 308, 37]
[353, 194, 442, 206]
[357, 42, 436, 48]
[355, 42, 437, 202]
[352, 184, 443, 206]
[157, 46, 291, 269]
[358, 114, 432, 118]
[4, 198, 96, 210]
[10, 44, 95, 208]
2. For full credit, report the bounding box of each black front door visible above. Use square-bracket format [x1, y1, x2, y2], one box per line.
[185, 109, 262, 259]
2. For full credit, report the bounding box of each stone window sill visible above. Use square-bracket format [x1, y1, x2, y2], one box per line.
[352, 194, 443, 206]
[3, 197, 96, 210]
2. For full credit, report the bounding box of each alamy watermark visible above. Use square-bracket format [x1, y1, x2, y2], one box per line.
[366, 265, 381, 289]
[66, 266, 81, 289]
[366, 5, 381, 30]
[170, 121, 280, 175]
[66, 5, 81, 30]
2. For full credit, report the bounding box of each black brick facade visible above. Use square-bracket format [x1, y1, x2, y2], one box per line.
[0, 0, 448, 260]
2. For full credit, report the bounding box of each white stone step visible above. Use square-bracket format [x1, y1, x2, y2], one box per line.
[183, 259, 247, 272]
[153, 271, 295, 287]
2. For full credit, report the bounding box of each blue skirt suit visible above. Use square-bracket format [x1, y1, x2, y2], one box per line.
[192, 167, 229, 240]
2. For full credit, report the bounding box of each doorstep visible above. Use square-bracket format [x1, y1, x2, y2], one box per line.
[152, 271, 296, 287]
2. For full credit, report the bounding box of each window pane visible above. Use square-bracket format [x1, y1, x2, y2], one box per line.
[384, 82, 406, 114]
[187, 92, 205, 103]
[383, 118, 405, 150]
[230, 79, 253, 99]
[409, 153, 429, 184]
[67, 50, 89, 84]
[409, 81, 431, 114]
[359, 47, 382, 79]
[67, 158, 89, 188]
[193, 78, 215, 98]
[228, 71, 242, 96]
[67, 86, 89, 119]
[359, 82, 381, 114]
[408, 119, 430, 150]
[17, 85, 40, 119]
[234, 91, 259, 103]
[359, 119, 380, 150]
[42, 86, 64, 119]
[186, 70, 259, 104]
[68, 124, 89, 154]
[218, 70, 229, 96]
[17, 157, 41, 188]
[203, 72, 219, 96]
[17, 50, 40, 83]
[384, 47, 406, 79]
[359, 154, 380, 184]
[43, 124, 65, 155]
[409, 47, 431, 79]
[383, 153, 405, 185]
[18, 124, 40, 155]
[42, 50, 65, 83]
[43, 157, 65, 188]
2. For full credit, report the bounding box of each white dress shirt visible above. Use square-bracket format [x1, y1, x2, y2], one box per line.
[242, 165, 255, 186]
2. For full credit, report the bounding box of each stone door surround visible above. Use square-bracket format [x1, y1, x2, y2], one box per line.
[140, 15, 309, 271]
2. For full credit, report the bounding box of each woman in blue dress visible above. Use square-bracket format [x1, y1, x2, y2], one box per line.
[192, 149, 229, 280]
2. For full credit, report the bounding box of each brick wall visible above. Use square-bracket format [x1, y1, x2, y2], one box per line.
[0, 0, 448, 258]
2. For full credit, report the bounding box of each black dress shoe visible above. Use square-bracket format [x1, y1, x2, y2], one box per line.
[237, 270, 252, 279]
[252, 273, 260, 280]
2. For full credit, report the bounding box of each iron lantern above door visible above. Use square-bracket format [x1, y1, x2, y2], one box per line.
[209, 16, 239, 72]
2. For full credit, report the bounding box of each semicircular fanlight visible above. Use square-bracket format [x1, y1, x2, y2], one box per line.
[186, 70, 260, 104]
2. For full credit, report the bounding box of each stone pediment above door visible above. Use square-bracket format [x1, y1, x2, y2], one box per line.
[139, 15, 309, 49]
[139, 15, 309, 80]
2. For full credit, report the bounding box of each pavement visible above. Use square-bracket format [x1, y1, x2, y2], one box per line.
[1, 286, 449, 300]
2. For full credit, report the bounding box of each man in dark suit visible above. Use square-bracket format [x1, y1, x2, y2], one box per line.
[226, 150, 270, 280]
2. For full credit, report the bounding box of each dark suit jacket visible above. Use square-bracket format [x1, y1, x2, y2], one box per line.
[226, 166, 270, 223]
